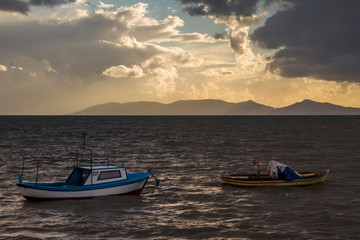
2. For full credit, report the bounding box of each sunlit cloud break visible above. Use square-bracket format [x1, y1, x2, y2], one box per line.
[103, 65, 144, 78]
[0, 64, 7, 72]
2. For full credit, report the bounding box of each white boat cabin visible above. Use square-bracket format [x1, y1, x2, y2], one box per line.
[66, 165, 128, 186]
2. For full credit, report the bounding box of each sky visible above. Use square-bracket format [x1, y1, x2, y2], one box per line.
[0, 0, 359, 114]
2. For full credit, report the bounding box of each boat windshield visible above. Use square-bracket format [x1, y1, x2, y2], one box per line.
[66, 167, 91, 185]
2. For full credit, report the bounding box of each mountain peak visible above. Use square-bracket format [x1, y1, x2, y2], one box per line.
[270, 99, 360, 115]
[300, 99, 316, 103]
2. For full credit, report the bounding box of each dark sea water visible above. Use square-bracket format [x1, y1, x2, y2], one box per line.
[0, 116, 359, 239]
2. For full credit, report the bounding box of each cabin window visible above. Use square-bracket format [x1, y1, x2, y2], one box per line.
[98, 170, 122, 180]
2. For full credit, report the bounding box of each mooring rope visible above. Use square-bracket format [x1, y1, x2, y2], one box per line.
[149, 169, 160, 186]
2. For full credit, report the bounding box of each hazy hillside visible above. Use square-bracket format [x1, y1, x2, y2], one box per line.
[269, 99, 360, 115]
[226, 100, 274, 115]
[73, 101, 165, 115]
[71, 99, 360, 115]
[154, 100, 237, 115]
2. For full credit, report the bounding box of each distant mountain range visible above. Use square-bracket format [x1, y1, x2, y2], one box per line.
[71, 99, 360, 115]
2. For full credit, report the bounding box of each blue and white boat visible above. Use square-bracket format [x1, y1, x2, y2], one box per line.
[17, 165, 151, 200]
[17, 134, 153, 200]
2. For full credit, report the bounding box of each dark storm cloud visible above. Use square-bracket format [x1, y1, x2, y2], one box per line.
[29, 0, 75, 7]
[0, 0, 29, 14]
[251, 0, 360, 82]
[178, 0, 261, 17]
[180, 0, 360, 82]
[0, 0, 75, 14]
[178, 0, 264, 55]
[213, 32, 226, 40]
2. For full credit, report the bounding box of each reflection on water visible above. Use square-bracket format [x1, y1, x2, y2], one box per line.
[0, 116, 360, 239]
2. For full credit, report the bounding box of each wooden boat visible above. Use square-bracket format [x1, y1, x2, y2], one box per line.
[219, 170, 330, 187]
[17, 133, 153, 200]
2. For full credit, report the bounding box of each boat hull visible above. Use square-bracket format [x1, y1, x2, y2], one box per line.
[17, 172, 150, 200]
[219, 169, 330, 187]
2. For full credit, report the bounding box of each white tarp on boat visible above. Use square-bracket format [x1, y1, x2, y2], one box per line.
[267, 160, 303, 181]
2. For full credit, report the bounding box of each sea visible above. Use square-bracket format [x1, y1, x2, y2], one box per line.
[0, 116, 359, 240]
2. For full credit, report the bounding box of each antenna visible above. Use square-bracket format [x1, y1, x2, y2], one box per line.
[82, 131, 87, 149]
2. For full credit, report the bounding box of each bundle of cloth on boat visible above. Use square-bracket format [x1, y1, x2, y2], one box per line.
[267, 160, 303, 181]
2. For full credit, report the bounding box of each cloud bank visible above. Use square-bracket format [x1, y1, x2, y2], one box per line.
[0, 2, 212, 114]
[0, 3, 204, 79]
[180, 0, 360, 83]
[178, 0, 262, 51]
[180, 0, 260, 17]
[250, 0, 360, 82]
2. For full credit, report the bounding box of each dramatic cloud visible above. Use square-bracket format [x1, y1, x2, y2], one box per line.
[178, 0, 260, 17]
[213, 32, 227, 40]
[0, 3, 203, 80]
[0, 2, 209, 113]
[178, 0, 263, 63]
[0, 0, 76, 15]
[178, 0, 264, 30]
[251, 0, 360, 82]
[103, 65, 144, 78]
[229, 30, 247, 55]
[131, 15, 211, 43]
[180, 0, 360, 82]
[200, 68, 233, 77]
[145, 67, 178, 97]
[97, 1, 113, 9]
[0, 0, 29, 15]
[0, 64, 7, 72]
